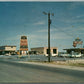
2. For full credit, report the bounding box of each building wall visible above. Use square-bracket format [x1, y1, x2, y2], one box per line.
[31, 47, 44, 54]
[64, 48, 84, 54]
[0, 46, 16, 55]
[5, 46, 16, 51]
[0, 46, 16, 51]
[44, 47, 58, 56]
[31, 47, 58, 56]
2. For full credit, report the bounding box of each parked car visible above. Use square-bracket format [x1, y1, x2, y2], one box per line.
[69, 52, 82, 58]
[58, 52, 69, 57]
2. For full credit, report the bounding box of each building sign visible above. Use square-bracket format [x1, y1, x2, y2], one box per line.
[75, 37, 83, 44]
[20, 36, 28, 51]
[73, 37, 83, 47]
[20, 40, 28, 46]
[73, 41, 77, 47]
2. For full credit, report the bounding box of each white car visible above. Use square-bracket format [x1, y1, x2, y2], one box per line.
[69, 53, 82, 58]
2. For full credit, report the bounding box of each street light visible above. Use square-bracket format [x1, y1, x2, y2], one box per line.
[43, 11, 54, 62]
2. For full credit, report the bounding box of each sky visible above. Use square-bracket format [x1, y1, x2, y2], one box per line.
[0, 1, 84, 51]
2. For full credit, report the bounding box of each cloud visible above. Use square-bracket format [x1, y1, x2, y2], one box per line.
[68, 2, 84, 10]
[76, 15, 84, 18]
[37, 29, 48, 33]
[51, 32, 72, 40]
[59, 16, 84, 24]
[37, 28, 58, 33]
[34, 21, 45, 25]
[5, 35, 20, 41]
[29, 34, 47, 40]
[35, 27, 73, 40]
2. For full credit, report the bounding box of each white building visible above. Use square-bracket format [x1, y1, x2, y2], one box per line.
[0, 45, 16, 55]
[31, 47, 58, 56]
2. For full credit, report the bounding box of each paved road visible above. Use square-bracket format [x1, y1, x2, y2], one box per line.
[0, 60, 84, 83]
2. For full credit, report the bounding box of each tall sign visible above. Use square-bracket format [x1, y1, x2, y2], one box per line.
[20, 36, 28, 55]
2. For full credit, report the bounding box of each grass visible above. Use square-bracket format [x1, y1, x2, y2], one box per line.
[68, 63, 84, 67]
[28, 60, 84, 67]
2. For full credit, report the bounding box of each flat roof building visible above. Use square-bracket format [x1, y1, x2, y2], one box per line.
[64, 48, 84, 54]
[0, 45, 16, 55]
[31, 47, 58, 56]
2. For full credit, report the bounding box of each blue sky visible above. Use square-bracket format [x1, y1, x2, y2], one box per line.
[0, 2, 84, 51]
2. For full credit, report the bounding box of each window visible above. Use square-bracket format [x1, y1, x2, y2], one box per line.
[21, 36, 27, 39]
[11, 46, 13, 48]
[46, 49, 51, 54]
[53, 49, 57, 54]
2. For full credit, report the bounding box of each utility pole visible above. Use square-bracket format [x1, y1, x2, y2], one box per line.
[43, 12, 54, 62]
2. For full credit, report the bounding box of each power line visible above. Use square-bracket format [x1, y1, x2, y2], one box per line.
[51, 24, 75, 38]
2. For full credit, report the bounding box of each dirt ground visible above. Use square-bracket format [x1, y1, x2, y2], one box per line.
[48, 59, 84, 67]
